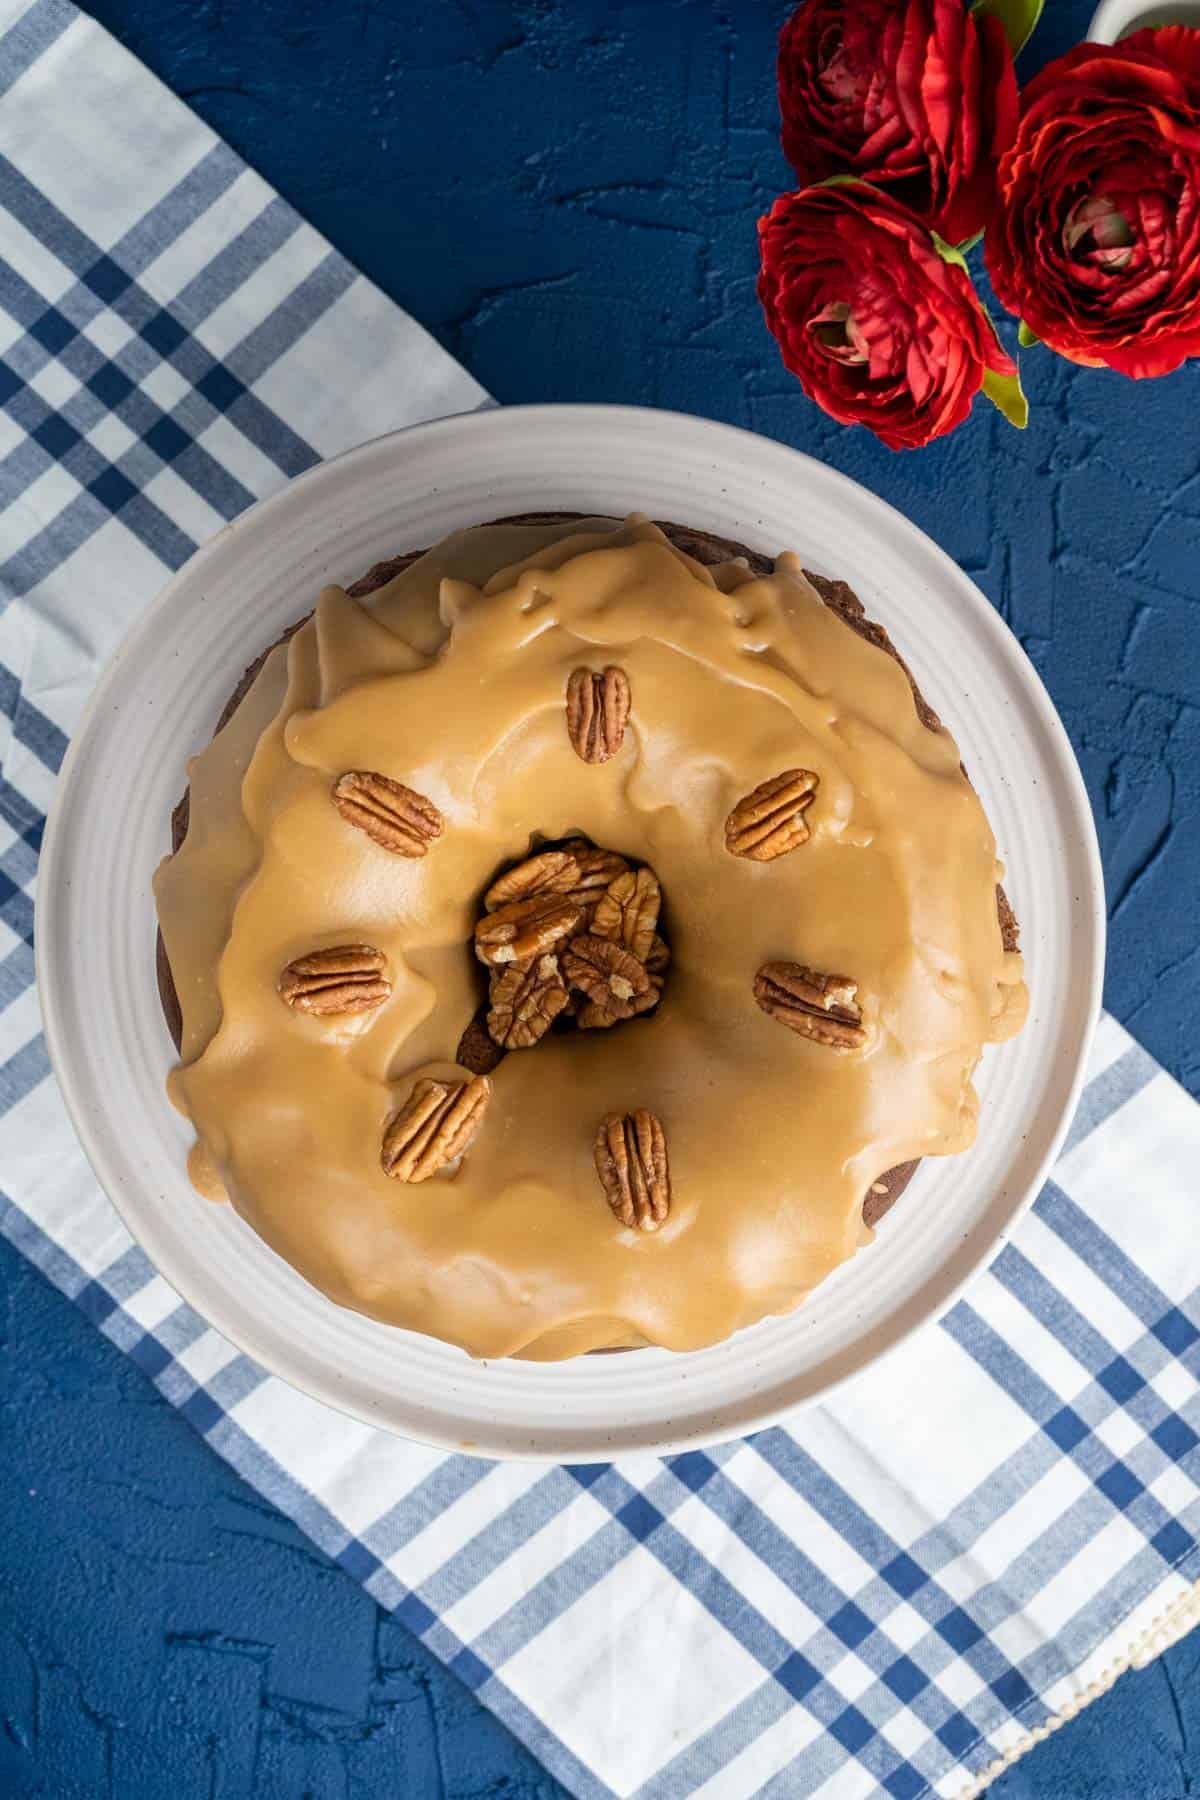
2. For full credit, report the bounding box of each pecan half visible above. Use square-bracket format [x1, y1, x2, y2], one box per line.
[474, 893, 582, 967]
[381, 1075, 490, 1182]
[278, 944, 391, 1016]
[456, 1012, 507, 1076]
[591, 867, 661, 963]
[633, 933, 671, 1016]
[333, 770, 443, 857]
[594, 1110, 671, 1232]
[488, 954, 569, 1048]
[566, 666, 631, 764]
[484, 849, 580, 912]
[754, 961, 867, 1050]
[563, 934, 652, 1028]
[645, 934, 671, 980]
[560, 842, 631, 918]
[725, 769, 819, 861]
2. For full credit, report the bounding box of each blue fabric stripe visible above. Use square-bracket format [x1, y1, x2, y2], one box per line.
[0, 147, 328, 587]
[463, 1506, 672, 1673]
[945, 1303, 1076, 1428]
[1037, 1181, 1199, 1334]
[755, 1706, 871, 1800]
[991, 1242, 1174, 1412]
[1060, 1041, 1159, 1158]
[169, 195, 300, 324]
[0, 835, 35, 892]
[747, 1429, 1047, 1704]
[0, 487, 180, 601]
[463, 1458, 798, 1681]
[0, 941, 35, 1012]
[0, 1184, 93, 1299]
[105, 142, 245, 281]
[686, 1439, 870, 1623]
[0, 0, 72, 103]
[224, 250, 356, 388]
[639, 1676, 794, 1800]
[943, 1305, 1198, 1562]
[0, 1031, 49, 1108]
[414, 1467, 584, 1615]
[553, 1448, 1020, 1800]
[0, 150, 101, 287]
[1, 886, 33, 948]
[360, 1457, 497, 1566]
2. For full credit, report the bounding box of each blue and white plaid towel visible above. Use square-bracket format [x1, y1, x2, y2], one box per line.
[2, 5, 1198, 1797]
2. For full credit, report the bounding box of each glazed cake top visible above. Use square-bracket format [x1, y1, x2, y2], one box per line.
[154, 515, 1026, 1360]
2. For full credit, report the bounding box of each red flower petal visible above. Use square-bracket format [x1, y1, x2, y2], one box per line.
[776, 0, 1016, 243]
[986, 25, 1200, 376]
[758, 182, 1002, 450]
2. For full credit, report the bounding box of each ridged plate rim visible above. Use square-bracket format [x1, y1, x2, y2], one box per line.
[37, 404, 1105, 1460]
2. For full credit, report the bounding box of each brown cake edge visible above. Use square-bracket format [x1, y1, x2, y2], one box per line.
[156, 512, 1020, 1233]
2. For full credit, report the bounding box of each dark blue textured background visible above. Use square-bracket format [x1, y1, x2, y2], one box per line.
[4, 1, 1199, 1793]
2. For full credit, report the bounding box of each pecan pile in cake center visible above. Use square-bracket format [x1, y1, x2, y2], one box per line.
[457, 839, 671, 1073]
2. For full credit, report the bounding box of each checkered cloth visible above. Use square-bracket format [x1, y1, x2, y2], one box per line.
[2, 4, 1199, 1797]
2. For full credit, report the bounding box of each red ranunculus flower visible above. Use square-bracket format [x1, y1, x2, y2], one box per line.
[758, 181, 1016, 450]
[986, 28, 1200, 377]
[777, 0, 1018, 246]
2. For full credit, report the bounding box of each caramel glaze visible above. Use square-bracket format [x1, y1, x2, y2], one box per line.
[154, 516, 1027, 1360]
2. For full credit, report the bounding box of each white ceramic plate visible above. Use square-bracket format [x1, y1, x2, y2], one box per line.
[38, 405, 1104, 1460]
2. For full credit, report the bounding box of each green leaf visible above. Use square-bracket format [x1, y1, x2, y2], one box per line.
[972, 0, 1045, 56]
[931, 233, 970, 273]
[982, 364, 1029, 430]
[934, 233, 1029, 428]
[1018, 320, 1040, 349]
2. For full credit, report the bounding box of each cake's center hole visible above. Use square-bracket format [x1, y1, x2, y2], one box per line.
[456, 837, 671, 1072]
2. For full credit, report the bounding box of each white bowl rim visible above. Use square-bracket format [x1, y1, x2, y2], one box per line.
[1087, 0, 1199, 41]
